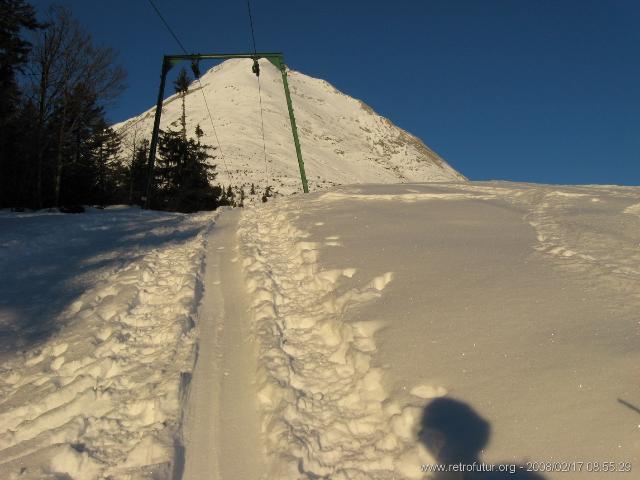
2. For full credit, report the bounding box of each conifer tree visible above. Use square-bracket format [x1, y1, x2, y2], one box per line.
[0, 0, 41, 208]
[239, 187, 245, 207]
[226, 185, 235, 207]
[195, 124, 204, 144]
[0, 2, 125, 209]
[129, 139, 148, 205]
[90, 126, 121, 206]
[174, 68, 190, 139]
[155, 125, 218, 212]
[262, 185, 272, 203]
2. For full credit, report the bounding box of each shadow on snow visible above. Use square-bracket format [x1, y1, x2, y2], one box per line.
[0, 210, 204, 358]
[419, 397, 546, 479]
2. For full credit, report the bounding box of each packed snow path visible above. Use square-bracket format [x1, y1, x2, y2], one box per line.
[181, 210, 264, 480]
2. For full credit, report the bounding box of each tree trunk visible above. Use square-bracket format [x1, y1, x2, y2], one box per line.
[181, 94, 186, 139]
[36, 150, 43, 209]
[53, 101, 67, 208]
[99, 143, 105, 207]
[35, 60, 48, 209]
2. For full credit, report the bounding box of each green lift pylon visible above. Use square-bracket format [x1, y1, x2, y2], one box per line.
[144, 52, 308, 209]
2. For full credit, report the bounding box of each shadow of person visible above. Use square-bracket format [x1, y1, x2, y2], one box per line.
[418, 397, 546, 479]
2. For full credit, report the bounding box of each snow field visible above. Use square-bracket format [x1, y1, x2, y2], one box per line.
[237, 182, 640, 479]
[319, 191, 497, 203]
[2, 181, 638, 479]
[237, 198, 440, 479]
[0, 209, 216, 479]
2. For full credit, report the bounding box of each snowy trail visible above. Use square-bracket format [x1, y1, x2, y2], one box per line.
[182, 210, 265, 480]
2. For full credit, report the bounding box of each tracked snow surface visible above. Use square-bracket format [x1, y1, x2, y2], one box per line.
[223, 183, 640, 480]
[0, 207, 216, 479]
[113, 58, 464, 193]
[2, 181, 640, 480]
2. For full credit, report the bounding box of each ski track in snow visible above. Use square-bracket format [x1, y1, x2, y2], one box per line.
[237, 199, 437, 480]
[0, 208, 215, 479]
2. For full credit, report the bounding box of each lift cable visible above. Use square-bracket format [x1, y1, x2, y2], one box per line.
[146, 0, 189, 54]
[246, 0, 258, 53]
[145, 0, 235, 186]
[246, 0, 270, 187]
[195, 71, 235, 186]
[256, 74, 269, 186]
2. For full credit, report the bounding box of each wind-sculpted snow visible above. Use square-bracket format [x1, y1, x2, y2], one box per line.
[624, 202, 640, 217]
[237, 199, 439, 479]
[457, 183, 640, 280]
[319, 191, 497, 203]
[0, 208, 215, 479]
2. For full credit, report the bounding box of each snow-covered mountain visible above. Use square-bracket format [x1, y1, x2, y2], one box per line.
[113, 59, 465, 193]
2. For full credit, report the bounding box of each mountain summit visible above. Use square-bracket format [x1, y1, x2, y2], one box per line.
[114, 59, 465, 193]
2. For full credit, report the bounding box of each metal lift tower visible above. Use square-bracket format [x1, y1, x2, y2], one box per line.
[144, 52, 309, 208]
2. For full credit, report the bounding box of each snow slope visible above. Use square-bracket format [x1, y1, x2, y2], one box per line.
[233, 182, 640, 479]
[113, 59, 464, 193]
[2, 181, 638, 480]
[0, 208, 215, 479]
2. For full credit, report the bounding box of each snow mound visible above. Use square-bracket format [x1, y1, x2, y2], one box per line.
[238, 198, 434, 479]
[624, 202, 640, 217]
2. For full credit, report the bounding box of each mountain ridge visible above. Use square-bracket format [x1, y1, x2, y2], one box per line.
[113, 58, 466, 193]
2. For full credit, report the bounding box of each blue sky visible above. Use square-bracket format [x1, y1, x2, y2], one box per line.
[29, 0, 640, 185]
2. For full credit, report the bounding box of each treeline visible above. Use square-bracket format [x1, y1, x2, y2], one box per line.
[0, 1, 255, 213]
[0, 2, 128, 209]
